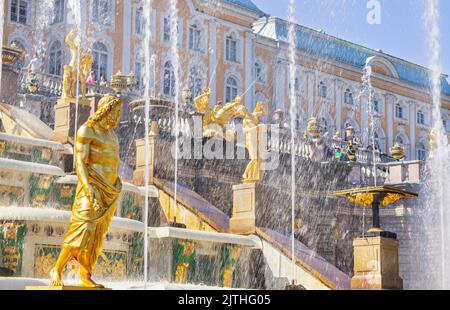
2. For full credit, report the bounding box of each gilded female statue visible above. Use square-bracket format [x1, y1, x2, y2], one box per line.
[49, 95, 123, 288]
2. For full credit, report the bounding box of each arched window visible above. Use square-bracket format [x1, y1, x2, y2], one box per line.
[188, 67, 204, 98]
[10, 0, 29, 24]
[344, 88, 353, 105]
[92, 0, 111, 25]
[395, 103, 403, 119]
[134, 7, 143, 35]
[395, 135, 404, 145]
[163, 61, 175, 96]
[52, 0, 65, 24]
[417, 110, 425, 125]
[47, 41, 63, 76]
[318, 81, 327, 99]
[417, 142, 427, 161]
[225, 76, 238, 102]
[92, 42, 109, 81]
[373, 128, 386, 153]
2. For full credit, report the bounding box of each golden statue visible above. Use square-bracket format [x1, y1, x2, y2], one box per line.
[79, 52, 94, 97]
[49, 95, 123, 288]
[236, 101, 268, 183]
[193, 88, 243, 138]
[61, 26, 93, 99]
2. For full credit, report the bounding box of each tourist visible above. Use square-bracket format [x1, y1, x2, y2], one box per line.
[99, 75, 108, 87]
[335, 148, 345, 161]
[86, 71, 96, 86]
[27, 54, 44, 73]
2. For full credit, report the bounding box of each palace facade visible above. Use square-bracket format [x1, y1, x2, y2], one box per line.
[2, 0, 450, 160]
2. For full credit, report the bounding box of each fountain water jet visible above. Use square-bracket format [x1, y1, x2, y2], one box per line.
[34, 0, 55, 59]
[287, 0, 297, 285]
[142, 0, 154, 289]
[169, 0, 182, 225]
[0, 0, 4, 95]
[423, 0, 450, 290]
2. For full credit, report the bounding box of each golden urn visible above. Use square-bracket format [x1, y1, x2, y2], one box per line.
[307, 117, 321, 139]
[111, 71, 128, 93]
[1, 43, 25, 66]
[390, 143, 405, 161]
[126, 73, 137, 88]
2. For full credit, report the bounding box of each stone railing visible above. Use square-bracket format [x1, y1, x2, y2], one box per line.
[17, 70, 63, 97]
[16, 69, 142, 98]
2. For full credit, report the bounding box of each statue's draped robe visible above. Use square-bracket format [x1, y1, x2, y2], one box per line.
[63, 168, 121, 274]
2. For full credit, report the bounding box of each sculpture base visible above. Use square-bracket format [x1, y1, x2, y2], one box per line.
[51, 98, 92, 144]
[25, 286, 112, 291]
[229, 183, 256, 235]
[351, 235, 403, 290]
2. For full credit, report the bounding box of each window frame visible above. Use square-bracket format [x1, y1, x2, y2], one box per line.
[344, 88, 354, 105]
[10, 0, 30, 25]
[47, 41, 63, 76]
[52, 0, 65, 24]
[163, 61, 175, 97]
[318, 81, 328, 99]
[188, 24, 202, 52]
[225, 36, 238, 63]
[92, 0, 114, 27]
[92, 42, 109, 83]
[225, 76, 239, 103]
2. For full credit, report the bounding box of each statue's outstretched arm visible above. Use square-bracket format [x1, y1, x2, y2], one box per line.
[65, 27, 77, 49]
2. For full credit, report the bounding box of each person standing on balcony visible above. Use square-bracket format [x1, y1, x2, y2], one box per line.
[27, 53, 44, 73]
[99, 75, 108, 87]
[86, 71, 96, 86]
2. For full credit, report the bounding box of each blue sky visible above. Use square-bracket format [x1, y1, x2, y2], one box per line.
[253, 0, 450, 76]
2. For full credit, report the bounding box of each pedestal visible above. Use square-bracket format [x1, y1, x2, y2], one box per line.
[0, 66, 20, 105]
[351, 235, 403, 290]
[229, 183, 256, 235]
[25, 286, 112, 291]
[51, 98, 92, 144]
[18, 94, 44, 118]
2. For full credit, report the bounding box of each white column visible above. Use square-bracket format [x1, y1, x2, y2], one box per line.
[305, 70, 315, 117]
[335, 78, 344, 133]
[409, 101, 416, 159]
[386, 93, 396, 149]
[122, 1, 132, 74]
[209, 19, 217, 105]
[244, 31, 255, 109]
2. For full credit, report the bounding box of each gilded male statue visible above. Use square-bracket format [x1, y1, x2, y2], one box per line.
[61, 26, 93, 99]
[50, 95, 123, 288]
[235, 101, 268, 183]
